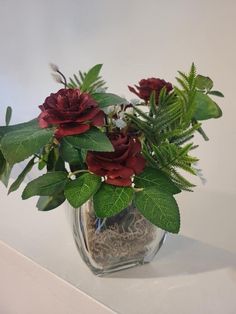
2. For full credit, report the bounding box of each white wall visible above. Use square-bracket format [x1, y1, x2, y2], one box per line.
[0, 0, 235, 193]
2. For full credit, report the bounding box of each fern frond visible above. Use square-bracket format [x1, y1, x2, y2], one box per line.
[188, 63, 197, 89]
[131, 106, 154, 124]
[145, 142, 198, 190]
[68, 67, 107, 92]
[175, 77, 189, 91]
[170, 122, 201, 144]
[177, 71, 189, 84]
[169, 168, 196, 190]
[158, 89, 177, 108]
[73, 74, 81, 86]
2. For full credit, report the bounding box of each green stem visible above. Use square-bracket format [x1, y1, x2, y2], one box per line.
[68, 169, 89, 178]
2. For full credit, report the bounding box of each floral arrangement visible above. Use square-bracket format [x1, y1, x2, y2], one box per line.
[0, 64, 223, 233]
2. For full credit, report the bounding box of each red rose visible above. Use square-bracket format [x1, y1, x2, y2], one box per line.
[128, 78, 173, 103]
[86, 133, 146, 187]
[38, 88, 104, 138]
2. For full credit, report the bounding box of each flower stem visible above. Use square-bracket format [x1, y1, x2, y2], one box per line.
[68, 169, 90, 178]
[133, 187, 144, 192]
[57, 70, 67, 88]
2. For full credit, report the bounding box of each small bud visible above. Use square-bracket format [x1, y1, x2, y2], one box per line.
[193, 162, 207, 185]
[130, 98, 140, 105]
[51, 73, 63, 84]
[49, 63, 59, 72]
[102, 105, 115, 115]
[114, 118, 127, 129]
[69, 174, 76, 180]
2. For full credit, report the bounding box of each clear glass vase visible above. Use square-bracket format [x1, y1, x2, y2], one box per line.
[70, 200, 166, 276]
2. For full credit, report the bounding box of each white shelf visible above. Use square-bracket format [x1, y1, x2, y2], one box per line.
[0, 181, 236, 314]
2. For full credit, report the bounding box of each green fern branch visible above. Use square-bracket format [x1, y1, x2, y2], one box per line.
[144, 142, 198, 190]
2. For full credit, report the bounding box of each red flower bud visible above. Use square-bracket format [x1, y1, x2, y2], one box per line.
[128, 78, 172, 103]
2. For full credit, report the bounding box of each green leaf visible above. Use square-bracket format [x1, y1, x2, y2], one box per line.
[207, 90, 224, 97]
[65, 173, 101, 208]
[134, 187, 180, 233]
[195, 75, 213, 90]
[60, 138, 84, 165]
[0, 162, 12, 187]
[65, 127, 114, 152]
[36, 194, 65, 211]
[92, 93, 127, 108]
[0, 119, 37, 140]
[150, 91, 158, 115]
[80, 64, 103, 92]
[0, 150, 5, 175]
[81, 149, 87, 162]
[0, 150, 12, 187]
[22, 171, 68, 199]
[193, 91, 222, 120]
[134, 167, 181, 194]
[5, 106, 12, 126]
[1, 123, 53, 164]
[46, 148, 66, 172]
[93, 183, 134, 218]
[8, 157, 35, 194]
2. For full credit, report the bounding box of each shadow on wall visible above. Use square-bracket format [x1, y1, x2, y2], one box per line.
[109, 234, 236, 279]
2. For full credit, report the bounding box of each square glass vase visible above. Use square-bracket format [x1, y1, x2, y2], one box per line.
[69, 200, 166, 276]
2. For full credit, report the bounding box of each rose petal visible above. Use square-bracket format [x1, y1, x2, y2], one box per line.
[38, 112, 49, 128]
[105, 177, 132, 187]
[128, 85, 141, 98]
[91, 111, 105, 127]
[126, 155, 146, 174]
[86, 153, 109, 176]
[108, 167, 134, 179]
[55, 123, 90, 138]
[129, 139, 141, 156]
[75, 107, 100, 123]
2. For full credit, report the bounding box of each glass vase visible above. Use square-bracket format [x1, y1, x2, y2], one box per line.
[70, 200, 166, 276]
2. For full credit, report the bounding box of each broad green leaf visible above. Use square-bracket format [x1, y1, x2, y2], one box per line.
[196, 75, 213, 90]
[8, 157, 35, 194]
[0, 119, 37, 139]
[65, 127, 114, 152]
[134, 167, 181, 194]
[134, 187, 180, 233]
[60, 138, 84, 165]
[22, 171, 68, 199]
[36, 194, 65, 211]
[46, 148, 66, 172]
[0, 150, 5, 175]
[92, 93, 127, 108]
[65, 173, 101, 208]
[81, 149, 87, 162]
[37, 143, 52, 170]
[207, 90, 224, 97]
[80, 64, 103, 92]
[93, 183, 134, 218]
[193, 91, 222, 120]
[5, 106, 12, 126]
[0, 151, 12, 187]
[1, 123, 53, 164]
[0, 162, 12, 187]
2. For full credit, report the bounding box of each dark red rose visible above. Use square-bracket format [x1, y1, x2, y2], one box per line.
[128, 78, 173, 103]
[86, 133, 146, 187]
[38, 88, 104, 138]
